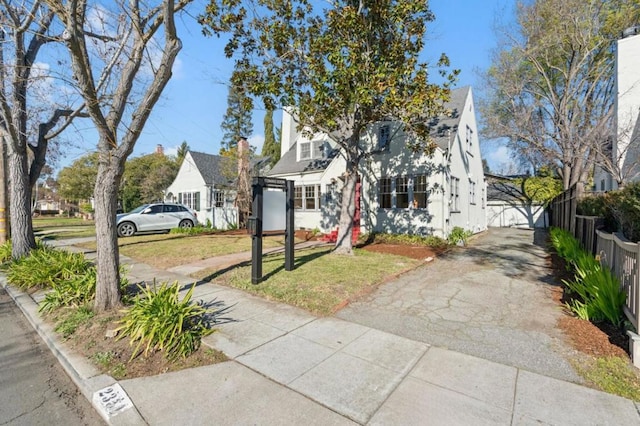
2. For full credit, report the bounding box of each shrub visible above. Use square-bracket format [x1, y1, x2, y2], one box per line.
[370, 233, 448, 250]
[0, 240, 12, 265]
[7, 246, 90, 289]
[578, 183, 640, 240]
[550, 228, 626, 327]
[447, 226, 472, 246]
[169, 226, 216, 236]
[116, 281, 214, 361]
[611, 183, 640, 242]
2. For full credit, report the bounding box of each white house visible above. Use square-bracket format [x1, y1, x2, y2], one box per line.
[164, 150, 238, 229]
[595, 26, 640, 191]
[267, 86, 487, 238]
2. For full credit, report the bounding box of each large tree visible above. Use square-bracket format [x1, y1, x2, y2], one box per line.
[57, 152, 98, 201]
[200, 0, 456, 254]
[219, 77, 253, 152]
[121, 152, 179, 211]
[481, 0, 640, 194]
[47, 0, 191, 311]
[261, 105, 280, 165]
[0, 1, 82, 258]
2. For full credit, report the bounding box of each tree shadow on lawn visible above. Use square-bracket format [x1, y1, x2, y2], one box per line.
[195, 247, 332, 285]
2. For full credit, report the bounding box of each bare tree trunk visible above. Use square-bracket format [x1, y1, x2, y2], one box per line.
[334, 150, 358, 255]
[93, 151, 123, 311]
[7, 151, 35, 257]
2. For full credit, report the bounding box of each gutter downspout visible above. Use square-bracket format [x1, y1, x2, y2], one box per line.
[442, 129, 454, 238]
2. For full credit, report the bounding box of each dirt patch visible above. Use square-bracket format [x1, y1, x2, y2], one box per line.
[61, 311, 227, 380]
[294, 230, 319, 241]
[360, 242, 438, 260]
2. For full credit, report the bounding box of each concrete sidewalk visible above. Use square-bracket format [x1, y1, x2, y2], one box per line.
[4, 241, 640, 424]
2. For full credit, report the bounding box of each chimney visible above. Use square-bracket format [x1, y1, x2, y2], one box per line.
[237, 137, 249, 175]
[155, 144, 164, 155]
[281, 107, 299, 158]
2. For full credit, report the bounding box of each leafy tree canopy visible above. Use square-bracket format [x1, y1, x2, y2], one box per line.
[481, 0, 640, 193]
[57, 153, 99, 201]
[200, 0, 457, 253]
[121, 153, 179, 211]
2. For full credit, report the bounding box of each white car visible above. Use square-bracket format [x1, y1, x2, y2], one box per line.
[116, 203, 197, 237]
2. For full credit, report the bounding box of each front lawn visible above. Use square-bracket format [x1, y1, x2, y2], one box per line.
[78, 233, 285, 269]
[192, 247, 422, 315]
[33, 216, 96, 239]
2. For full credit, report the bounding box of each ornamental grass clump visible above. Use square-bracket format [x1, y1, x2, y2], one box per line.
[116, 281, 214, 361]
[7, 245, 89, 290]
[550, 227, 626, 327]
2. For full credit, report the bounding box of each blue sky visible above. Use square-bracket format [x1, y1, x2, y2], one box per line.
[62, 0, 515, 173]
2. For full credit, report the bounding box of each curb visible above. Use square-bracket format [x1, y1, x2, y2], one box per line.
[1, 276, 147, 425]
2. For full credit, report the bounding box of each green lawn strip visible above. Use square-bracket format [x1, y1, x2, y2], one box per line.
[193, 247, 421, 315]
[572, 356, 640, 401]
[33, 217, 94, 230]
[79, 234, 284, 269]
[39, 228, 97, 240]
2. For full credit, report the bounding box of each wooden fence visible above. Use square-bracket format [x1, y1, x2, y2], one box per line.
[550, 187, 640, 329]
[596, 230, 640, 330]
[549, 185, 578, 235]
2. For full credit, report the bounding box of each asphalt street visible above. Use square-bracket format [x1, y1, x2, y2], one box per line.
[0, 287, 103, 426]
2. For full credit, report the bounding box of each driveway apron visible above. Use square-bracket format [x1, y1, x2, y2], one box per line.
[337, 227, 582, 383]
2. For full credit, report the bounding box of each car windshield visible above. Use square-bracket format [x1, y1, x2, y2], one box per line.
[128, 204, 150, 214]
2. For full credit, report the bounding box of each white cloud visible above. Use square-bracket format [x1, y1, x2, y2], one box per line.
[164, 145, 178, 157]
[489, 145, 511, 164]
[249, 134, 265, 155]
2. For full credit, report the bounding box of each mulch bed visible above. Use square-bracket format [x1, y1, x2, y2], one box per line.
[548, 251, 630, 358]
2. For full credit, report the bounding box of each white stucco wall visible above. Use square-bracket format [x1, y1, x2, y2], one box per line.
[272, 88, 487, 238]
[605, 31, 640, 191]
[443, 89, 487, 236]
[487, 202, 546, 228]
[164, 152, 236, 229]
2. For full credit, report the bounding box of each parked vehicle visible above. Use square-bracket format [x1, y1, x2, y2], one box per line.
[116, 203, 197, 237]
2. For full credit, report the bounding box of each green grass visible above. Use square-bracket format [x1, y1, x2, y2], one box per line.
[79, 233, 284, 269]
[54, 306, 95, 338]
[192, 247, 421, 315]
[33, 216, 96, 239]
[574, 356, 640, 401]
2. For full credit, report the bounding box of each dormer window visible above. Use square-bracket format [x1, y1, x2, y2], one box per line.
[299, 140, 327, 161]
[300, 141, 312, 160]
[379, 124, 390, 150]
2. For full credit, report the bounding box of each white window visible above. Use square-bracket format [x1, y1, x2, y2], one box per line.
[466, 125, 473, 152]
[179, 191, 200, 211]
[470, 180, 476, 205]
[379, 124, 390, 150]
[379, 178, 392, 208]
[299, 142, 311, 160]
[413, 175, 428, 209]
[450, 177, 460, 212]
[395, 177, 409, 208]
[294, 185, 322, 211]
[214, 191, 224, 208]
[294, 186, 303, 209]
[299, 140, 326, 161]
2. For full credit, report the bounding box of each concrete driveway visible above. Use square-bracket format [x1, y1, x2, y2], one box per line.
[337, 227, 582, 383]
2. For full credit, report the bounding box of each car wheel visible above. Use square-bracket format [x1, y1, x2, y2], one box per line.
[179, 219, 194, 229]
[117, 221, 136, 237]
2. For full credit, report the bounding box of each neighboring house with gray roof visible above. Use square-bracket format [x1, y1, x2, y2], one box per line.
[164, 150, 238, 229]
[268, 86, 487, 238]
